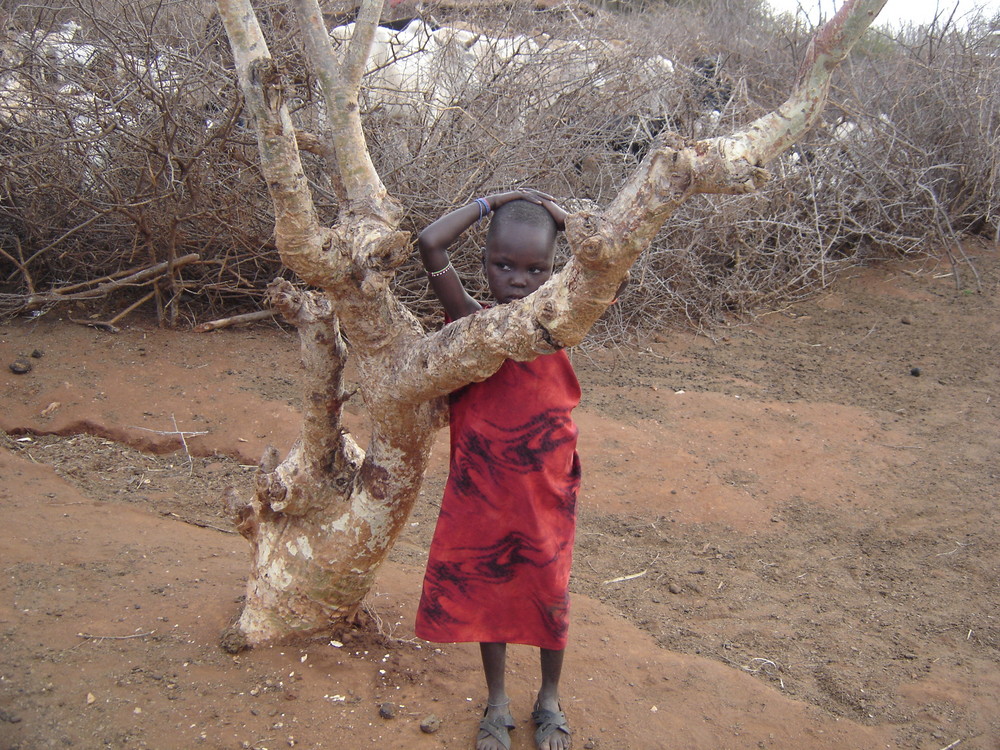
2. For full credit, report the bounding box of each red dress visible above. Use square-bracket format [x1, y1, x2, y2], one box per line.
[415, 351, 582, 650]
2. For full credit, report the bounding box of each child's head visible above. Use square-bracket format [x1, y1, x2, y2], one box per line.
[484, 200, 558, 304]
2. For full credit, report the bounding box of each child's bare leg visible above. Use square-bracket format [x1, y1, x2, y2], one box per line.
[534, 647, 570, 750]
[538, 647, 563, 708]
[478, 643, 513, 750]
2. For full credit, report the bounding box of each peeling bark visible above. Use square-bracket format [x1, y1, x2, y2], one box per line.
[216, 0, 886, 646]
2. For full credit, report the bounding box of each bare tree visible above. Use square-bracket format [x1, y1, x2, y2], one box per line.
[215, 0, 887, 649]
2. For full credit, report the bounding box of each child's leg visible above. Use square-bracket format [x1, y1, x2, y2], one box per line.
[478, 643, 513, 750]
[537, 647, 563, 709]
[534, 648, 571, 750]
[480, 642, 509, 707]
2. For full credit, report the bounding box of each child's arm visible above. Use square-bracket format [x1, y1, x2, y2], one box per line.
[418, 190, 555, 321]
[533, 191, 568, 230]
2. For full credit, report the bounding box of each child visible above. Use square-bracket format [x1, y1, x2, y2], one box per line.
[415, 189, 577, 750]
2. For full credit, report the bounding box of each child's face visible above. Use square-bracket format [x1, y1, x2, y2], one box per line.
[484, 223, 555, 305]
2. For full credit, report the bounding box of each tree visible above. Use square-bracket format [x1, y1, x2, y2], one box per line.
[215, 0, 887, 649]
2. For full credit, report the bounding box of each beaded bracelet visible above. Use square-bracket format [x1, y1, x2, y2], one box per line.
[427, 260, 453, 278]
[475, 197, 491, 221]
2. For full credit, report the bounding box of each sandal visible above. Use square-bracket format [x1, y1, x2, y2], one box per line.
[476, 709, 515, 750]
[531, 705, 571, 748]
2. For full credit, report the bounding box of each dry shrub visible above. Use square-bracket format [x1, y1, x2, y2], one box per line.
[0, 0, 997, 336]
[0, 0, 296, 322]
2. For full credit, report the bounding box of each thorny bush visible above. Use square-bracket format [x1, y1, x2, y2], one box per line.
[0, 0, 997, 337]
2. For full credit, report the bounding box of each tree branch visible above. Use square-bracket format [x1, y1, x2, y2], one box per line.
[388, 0, 888, 404]
[735, 0, 890, 167]
[258, 279, 364, 515]
[291, 0, 392, 207]
[217, 0, 331, 286]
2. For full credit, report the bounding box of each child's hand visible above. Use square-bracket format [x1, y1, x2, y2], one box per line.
[484, 189, 542, 210]
[485, 189, 567, 230]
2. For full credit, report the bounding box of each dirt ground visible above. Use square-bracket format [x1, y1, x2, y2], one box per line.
[1, 243, 998, 750]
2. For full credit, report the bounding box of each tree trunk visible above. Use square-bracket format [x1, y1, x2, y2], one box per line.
[216, 0, 887, 648]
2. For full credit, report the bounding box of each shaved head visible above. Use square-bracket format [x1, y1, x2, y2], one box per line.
[486, 199, 557, 247]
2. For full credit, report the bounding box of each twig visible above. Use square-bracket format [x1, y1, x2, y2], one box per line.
[65, 292, 158, 332]
[0, 237, 35, 294]
[129, 421, 208, 476]
[173, 414, 194, 475]
[162, 512, 236, 534]
[193, 309, 275, 332]
[69, 317, 120, 333]
[129, 426, 210, 438]
[934, 542, 968, 557]
[25, 254, 200, 308]
[938, 740, 962, 750]
[77, 630, 156, 641]
[742, 657, 784, 687]
[856, 324, 878, 344]
[603, 569, 648, 584]
[9, 212, 104, 281]
[108, 290, 157, 325]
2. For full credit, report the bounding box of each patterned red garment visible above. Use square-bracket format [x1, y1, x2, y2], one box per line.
[415, 351, 582, 650]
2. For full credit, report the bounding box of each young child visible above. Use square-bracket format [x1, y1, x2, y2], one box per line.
[414, 189, 577, 750]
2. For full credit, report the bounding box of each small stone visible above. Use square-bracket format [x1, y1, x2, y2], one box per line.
[584, 742, 596, 749]
[910, 367, 921, 377]
[9, 359, 31, 374]
[379, 702, 396, 719]
[900, 317, 912, 325]
[30, 349, 43, 358]
[668, 583, 683, 595]
[420, 714, 441, 734]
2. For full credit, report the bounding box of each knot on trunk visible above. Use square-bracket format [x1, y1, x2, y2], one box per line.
[566, 211, 615, 268]
[221, 486, 258, 541]
[363, 230, 411, 275]
[688, 137, 772, 195]
[328, 217, 410, 296]
[255, 460, 330, 517]
[256, 470, 289, 512]
[266, 280, 334, 328]
[532, 291, 569, 351]
[248, 57, 285, 115]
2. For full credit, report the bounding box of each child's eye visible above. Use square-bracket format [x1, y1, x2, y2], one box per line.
[496, 263, 511, 271]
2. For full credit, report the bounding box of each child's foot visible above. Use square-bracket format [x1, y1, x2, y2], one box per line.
[532, 694, 570, 750]
[476, 699, 515, 750]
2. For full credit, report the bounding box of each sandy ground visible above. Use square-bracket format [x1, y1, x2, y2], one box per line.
[1, 243, 998, 750]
